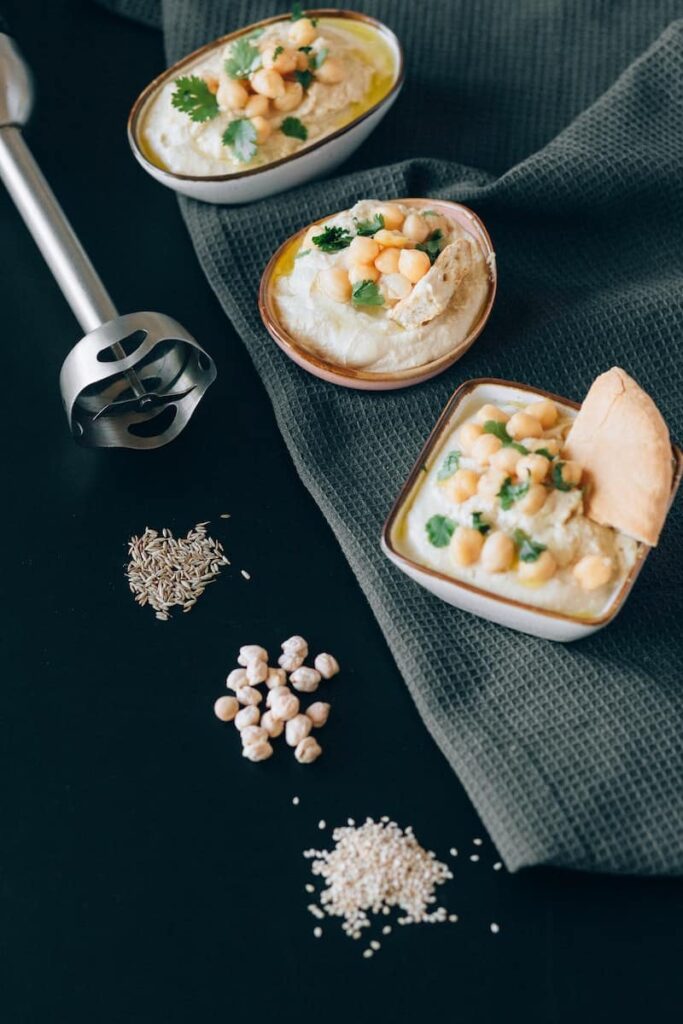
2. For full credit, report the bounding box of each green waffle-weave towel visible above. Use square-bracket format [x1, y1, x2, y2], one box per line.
[99, 0, 683, 875]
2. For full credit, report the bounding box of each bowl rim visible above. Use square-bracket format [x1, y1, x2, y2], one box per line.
[258, 198, 498, 385]
[381, 376, 683, 629]
[127, 8, 405, 184]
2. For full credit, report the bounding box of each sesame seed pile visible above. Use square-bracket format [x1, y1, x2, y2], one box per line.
[304, 818, 453, 950]
[125, 523, 229, 620]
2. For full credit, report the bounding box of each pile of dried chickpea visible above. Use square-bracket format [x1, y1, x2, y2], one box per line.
[213, 636, 339, 763]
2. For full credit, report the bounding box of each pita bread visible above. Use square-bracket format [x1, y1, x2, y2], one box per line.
[387, 239, 473, 330]
[564, 367, 673, 546]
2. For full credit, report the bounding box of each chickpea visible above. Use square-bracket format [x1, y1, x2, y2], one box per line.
[476, 403, 509, 425]
[236, 685, 263, 707]
[506, 411, 543, 440]
[289, 667, 321, 694]
[524, 398, 558, 429]
[285, 713, 312, 747]
[241, 725, 268, 747]
[226, 667, 247, 691]
[270, 690, 301, 722]
[374, 229, 410, 248]
[376, 204, 405, 230]
[216, 76, 249, 111]
[250, 115, 272, 144]
[350, 235, 380, 263]
[558, 460, 582, 486]
[234, 705, 260, 731]
[274, 80, 304, 112]
[295, 49, 310, 70]
[294, 736, 323, 764]
[477, 467, 508, 499]
[444, 468, 479, 503]
[457, 421, 484, 454]
[306, 701, 331, 727]
[246, 659, 268, 685]
[517, 483, 547, 515]
[318, 267, 352, 303]
[266, 668, 287, 689]
[518, 550, 557, 584]
[573, 554, 613, 591]
[314, 654, 339, 679]
[349, 262, 380, 285]
[244, 93, 269, 118]
[422, 211, 450, 234]
[398, 248, 431, 284]
[202, 73, 219, 94]
[238, 644, 267, 666]
[491, 446, 521, 475]
[471, 432, 503, 465]
[402, 213, 430, 243]
[251, 67, 286, 99]
[214, 695, 239, 722]
[374, 247, 400, 274]
[315, 56, 346, 85]
[242, 739, 274, 762]
[282, 635, 308, 655]
[266, 685, 289, 709]
[524, 437, 560, 457]
[279, 651, 304, 673]
[481, 531, 515, 573]
[264, 45, 297, 75]
[288, 16, 317, 47]
[261, 710, 284, 738]
[450, 525, 485, 567]
[516, 453, 551, 483]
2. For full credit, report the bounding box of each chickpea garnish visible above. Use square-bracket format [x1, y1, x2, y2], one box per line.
[398, 248, 431, 284]
[444, 468, 479, 503]
[203, 73, 219, 95]
[450, 526, 485, 567]
[481, 531, 515, 573]
[214, 696, 239, 722]
[288, 16, 317, 47]
[525, 399, 558, 429]
[315, 56, 346, 85]
[349, 262, 380, 285]
[217, 76, 249, 110]
[524, 437, 560, 457]
[518, 550, 557, 583]
[265, 45, 297, 75]
[516, 453, 551, 484]
[517, 483, 547, 515]
[491, 446, 521, 475]
[374, 229, 410, 248]
[573, 555, 613, 591]
[274, 80, 304, 112]
[244, 93, 270, 118]
[350, 235, 380, 263]
[477, 467, 509, 499]
[471, 432, 503, 465]
[402, 213, 431, 243]
[557, 460, 583, 486]
[476, 404, 509, 425]
[376, 204, 405, 231]
[506, 411, 543, 440]
[458, 421, 484, 454]
[374, 247, 400, 274]
[318, 267, 352, 303]
[251, 67, 286, 99]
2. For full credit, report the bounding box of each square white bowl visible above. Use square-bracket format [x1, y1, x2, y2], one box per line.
[381, 378, 683, 642]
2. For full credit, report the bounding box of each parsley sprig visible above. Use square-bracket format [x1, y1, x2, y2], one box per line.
[224, 37, 262, 79]
[513, 529, 547, 562]
[483, 420, 529, 455]
[471, 512, 491, 535]
[551, 462, 573, 491]
[426, 515, 456, 548]
[222, 118, 257, 162]
[171, 76, 219, 122]
[354, 213, 385, 237]
[281, 116, 308, 141]
[291, 2, 318, 25]
[416, 229, 444, 265]
[312, 225, 353, 252]
[437, 450, 461, 481]
[295, 68, 314, 90]
[352, 280, 384, 307]
[497, 476, 530, 511]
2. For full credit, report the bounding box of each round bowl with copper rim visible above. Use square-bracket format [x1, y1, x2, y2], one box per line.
[127, 9, 404, 205]
[259, 198, 497, 390]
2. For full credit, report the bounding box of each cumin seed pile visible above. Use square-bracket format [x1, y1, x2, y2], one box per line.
[126, 523, 229, 620]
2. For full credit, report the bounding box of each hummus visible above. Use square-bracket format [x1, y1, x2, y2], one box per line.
[141, 17, 395, 177]
[394, 387, 640, 618]
[273, 200, 493, 373]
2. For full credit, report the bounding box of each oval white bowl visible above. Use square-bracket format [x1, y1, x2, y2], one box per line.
[127, 9, 404, 205]
[381, 378, 683, 642]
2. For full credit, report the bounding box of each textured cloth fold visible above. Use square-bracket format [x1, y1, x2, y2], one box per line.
[101, 0, 683, 874]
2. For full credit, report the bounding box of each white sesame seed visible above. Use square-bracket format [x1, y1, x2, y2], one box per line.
[449, 847, 458, 857]
[347, 818, 355, 826]
[382, 925, 392, 935]
[313, 927, 322, 938]
[305, 884, 315, 893]
[318, 819, 326, 830]
[470, 854, 480, 862]
[490, 923, 500, 934]
[493, 861, 503, 871]
[220, 513, 231, 519]
[449, 914, 459, 923]
[370, 940, 381, 951]
[292, 796, 300, 806]
[473, 838, 483, 846]
[240, 570, 251, 580]
[362, 949, 373, 959]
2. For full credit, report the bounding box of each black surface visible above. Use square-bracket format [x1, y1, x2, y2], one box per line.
[1, 3, 681, 1022]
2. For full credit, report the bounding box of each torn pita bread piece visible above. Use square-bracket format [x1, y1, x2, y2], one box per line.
[564, 367, 674, 546]
[387, 239, 474, 330]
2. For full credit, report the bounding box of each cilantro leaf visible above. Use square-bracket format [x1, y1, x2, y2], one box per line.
[273, 45, 284, 59]
[513, 529, 547, 562]
[295, 69, 314, 90]
[483, 420, 529, 454]
[291, 1, 304, 19]
[309, 47, 328, 70]
[295, 249, 311, 259]
[471, 512, 491, 535]
[171, 76, 219, 123]
[416, 229, 444, 265]
[298, 45, 313, 53]
[551, 462, 573, 491]
[437, 450, 461, 481]
[312, 225, 353, 252]
[497, 476, 530, 511]
[354, 213, 385, 237]
[352, 280, 384, 307]
[224, 37, 262, 79]
[280, 116, 308, 141]
[536, 448, 556, 461]
[426, 515, 456, 548]
[222, 118, 258, 162]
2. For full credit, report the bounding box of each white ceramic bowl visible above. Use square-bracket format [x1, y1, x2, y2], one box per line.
[381, 378, 683, 641]
[127, 9, 404, 205]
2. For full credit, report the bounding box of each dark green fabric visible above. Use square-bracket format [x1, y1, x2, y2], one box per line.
[101, 0, 683, 874]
